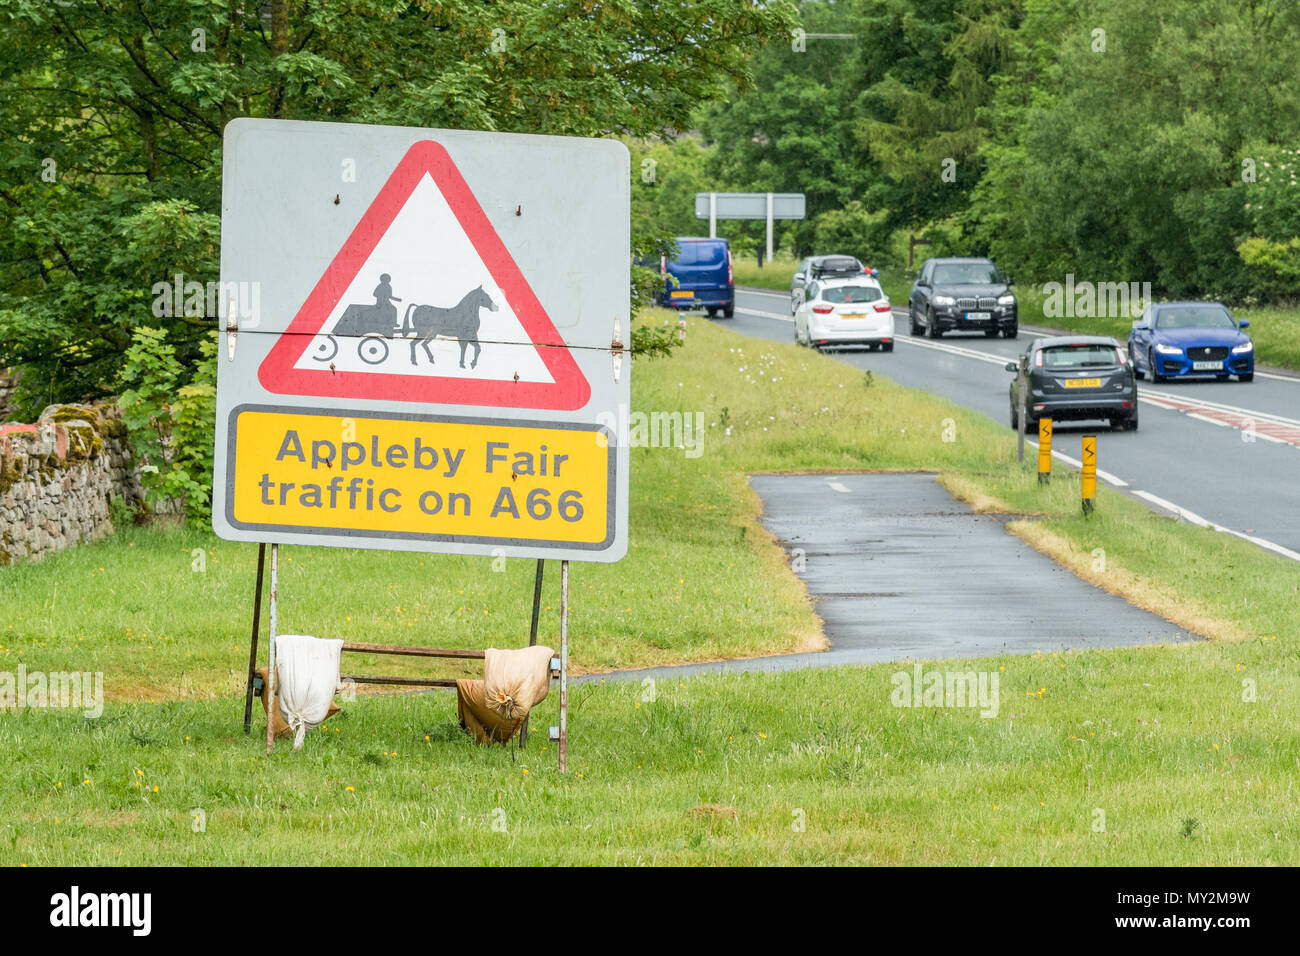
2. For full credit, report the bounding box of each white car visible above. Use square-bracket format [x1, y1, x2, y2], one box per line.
[793, 276, 894, 351]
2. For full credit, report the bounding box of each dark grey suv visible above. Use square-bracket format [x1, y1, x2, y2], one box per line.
[909, 257, 1018, 338]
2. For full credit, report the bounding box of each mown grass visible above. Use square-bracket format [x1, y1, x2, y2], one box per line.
[3, 642, 1295, 866]
[3, 309, 1300, 864]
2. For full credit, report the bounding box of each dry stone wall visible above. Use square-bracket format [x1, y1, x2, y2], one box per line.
[0, 403, 151, 565]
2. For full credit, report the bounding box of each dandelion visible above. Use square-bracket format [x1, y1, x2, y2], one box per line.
[346, 786, 355, 792]
[522, 768, 530, 775]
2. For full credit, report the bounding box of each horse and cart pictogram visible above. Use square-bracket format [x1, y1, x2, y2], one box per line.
[310, 273, 499, 368]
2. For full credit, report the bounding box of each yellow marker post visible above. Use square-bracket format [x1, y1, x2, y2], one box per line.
[1037, 418, 1052, 484]
[1081, 435, 1097, 515]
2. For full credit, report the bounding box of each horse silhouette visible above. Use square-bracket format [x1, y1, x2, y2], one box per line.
[402, 285, 498, 369]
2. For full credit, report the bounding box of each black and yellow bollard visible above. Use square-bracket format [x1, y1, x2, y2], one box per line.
[1037, 418, 1052, 484]
[1081, 435, 1097, 515]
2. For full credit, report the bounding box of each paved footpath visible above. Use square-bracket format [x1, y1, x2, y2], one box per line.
[579, 472, 1193, 684]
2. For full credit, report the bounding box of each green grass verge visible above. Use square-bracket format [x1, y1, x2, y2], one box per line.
[4, 309, 1300, 864]
[4, 643, 1295, 865]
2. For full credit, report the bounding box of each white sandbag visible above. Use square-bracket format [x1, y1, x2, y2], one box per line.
[274, 635, 344, 750]
[483, 645, 554, 722]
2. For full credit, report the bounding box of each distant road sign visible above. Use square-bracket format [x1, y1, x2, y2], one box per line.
[694, 192, 806, 220]
[213, 118, 629, 562]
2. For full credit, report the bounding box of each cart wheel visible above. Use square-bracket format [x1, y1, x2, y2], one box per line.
[310, 335, 339, 362]
[358, 335, 389, 365]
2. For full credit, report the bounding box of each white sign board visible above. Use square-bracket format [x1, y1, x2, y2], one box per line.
[212, 118, 630, 562]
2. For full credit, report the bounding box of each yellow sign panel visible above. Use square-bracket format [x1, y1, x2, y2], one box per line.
[1037, 417, 1053, 476]
[226, 406, 615, 549]
[1081, 435, 1097, 502]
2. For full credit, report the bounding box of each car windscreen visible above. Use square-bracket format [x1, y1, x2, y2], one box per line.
[1154, 307, 1236, 330]
[672, 242, 726, 266]
[821, 285, 882, 304]
[933, 263, 1001, 284]
[1042, 344, 1121, 369]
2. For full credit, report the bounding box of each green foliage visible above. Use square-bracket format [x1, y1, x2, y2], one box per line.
[811, 200, 892, 266]
[0, 0, 798, 413]
[630, 319, 686, 361]
[1237, 237, 1300, 302]
[117, 328, 216, 525]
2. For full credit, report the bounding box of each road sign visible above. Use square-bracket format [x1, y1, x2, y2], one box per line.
[693, 192, 806, 220]
[694, 191, 805, 261]
[213, 119, 629, 561]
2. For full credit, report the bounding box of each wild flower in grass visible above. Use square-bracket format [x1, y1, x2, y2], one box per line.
[522, 768, 529, 775]
[345, 786, 355, 792]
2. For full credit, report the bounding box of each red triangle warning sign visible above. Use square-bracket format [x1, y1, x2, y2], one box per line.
[258, 140, 591, 410]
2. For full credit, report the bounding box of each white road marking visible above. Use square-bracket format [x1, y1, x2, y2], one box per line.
[737, 306, 794, 322]
[1186, 412, 1229, 427]
[827, 480, 852, 493]
[1026, 441, 1128, 487]
[1132, 491, 1300, 563]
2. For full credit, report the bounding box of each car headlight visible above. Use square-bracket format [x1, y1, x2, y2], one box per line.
[933, 295, 955, 306]
[1232, 341, 1254, 354]
[1154, 344, 1182, 355]
[997, 294, 1016, 306]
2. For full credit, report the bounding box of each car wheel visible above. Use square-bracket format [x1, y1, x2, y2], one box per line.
[909, 307, 921, 336]
[722, 304, 734, 319]
[882, 341, 894, 353]
[1010, 404, 1018, 430]
[984, 327, 999, 338]
[1148, 350, 1165, 384]
[1239, 372, 1254, 382]
[707, 308, 717, 318]
[1002, 324, 1018, 339]
[1023, 413, 1037, 435]
[927, 310, 942, 338]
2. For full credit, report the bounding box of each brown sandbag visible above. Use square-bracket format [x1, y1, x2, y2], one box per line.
[483, 645, 554, 722]
[456, 678, 524, 746]
[258, 666, 340, 739]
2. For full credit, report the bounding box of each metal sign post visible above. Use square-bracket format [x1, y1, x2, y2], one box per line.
[265, 543, 279, 755]
[558, 559, 569, 772]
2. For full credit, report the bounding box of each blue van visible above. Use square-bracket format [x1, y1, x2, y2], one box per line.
[659, 237, 734, 318]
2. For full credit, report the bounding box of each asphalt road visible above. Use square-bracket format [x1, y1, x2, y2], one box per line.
[726, 286, 1300, 562]
[581, 473, 1192, 683]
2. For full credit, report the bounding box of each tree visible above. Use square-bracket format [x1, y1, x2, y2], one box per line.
[0, 0, 798, 418]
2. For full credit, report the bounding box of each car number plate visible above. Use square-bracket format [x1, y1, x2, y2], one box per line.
[1192, 360, 1222, 371]
[1063, 378, 1101, 388]
[670, 290, 693, 299]
[841, 313, 866, 320]
[964, 311, 991, 320]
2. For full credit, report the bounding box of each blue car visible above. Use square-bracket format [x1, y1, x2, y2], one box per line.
[1127, 302, 1254, 383]
[659, 237, 734, 318]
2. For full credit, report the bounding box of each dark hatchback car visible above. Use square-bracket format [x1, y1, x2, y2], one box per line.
[1006, 335, 1139, 432]
[909, 257, 1017, 338]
